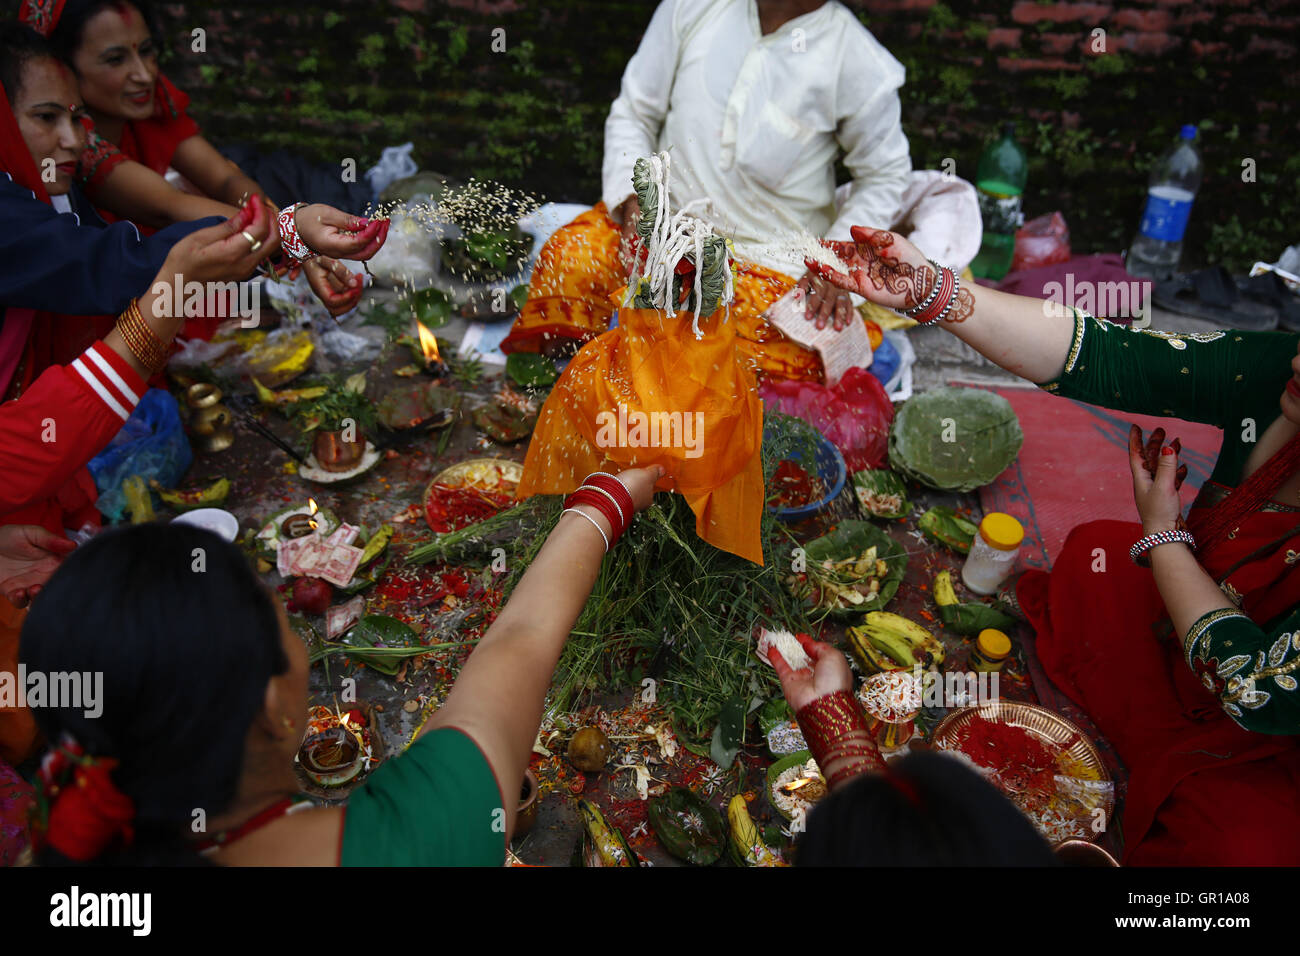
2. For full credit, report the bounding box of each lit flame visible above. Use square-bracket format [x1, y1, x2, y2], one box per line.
[415, 319, 441, 364]
[307, 498, 319, 530]
[784, 777, 812, 793]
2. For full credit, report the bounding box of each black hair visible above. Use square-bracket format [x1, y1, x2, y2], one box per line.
[797, 750, 1061, 866]
[20, 523, 289, 865]
[49, 0, 159, 68]
[0, 20, 59, 102]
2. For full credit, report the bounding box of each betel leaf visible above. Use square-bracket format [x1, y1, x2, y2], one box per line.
[918, 506, 978, 554]
[647, 787, 727, 866]
[509, 285, 529, 310]
[889, 386, 1023, 492]
[505, 352, 558, 388]
[341, 615, 417, 675]
[709, 694, 745, 769]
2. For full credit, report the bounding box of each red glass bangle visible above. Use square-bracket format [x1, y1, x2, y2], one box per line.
[563, 489, 624, 543]
[912, 267, 955, 324]
[584, 473, 634, 523]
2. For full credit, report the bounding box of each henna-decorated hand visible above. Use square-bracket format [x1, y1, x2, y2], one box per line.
[1129, 424, 1189, 535]
[805, 226, 933, 311]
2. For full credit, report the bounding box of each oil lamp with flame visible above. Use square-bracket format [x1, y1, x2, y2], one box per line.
[415, 319, 449, 378]
[279, 498, 319, 539]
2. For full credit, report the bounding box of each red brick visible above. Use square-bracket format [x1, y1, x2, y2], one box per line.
[1039, 32, 1082, 54]
[1175, 10, 1216, 27]
[1061, 110, 1082, 129]
[1011, 2, 1112, 26]
[1153, 0, 1196, 6]
[1228, 12, 1300, 29]
[996, 55, 1083, 72]
[1115, 32, 1183, 55]
[1189, 39, 1232, 58]
[1245, 35, 1296, 57]
[1111, 9, 1173, 31]
[987, 27, 1023, 50]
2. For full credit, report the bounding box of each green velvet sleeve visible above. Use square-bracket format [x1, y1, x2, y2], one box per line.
[1183, 606, 1300, 736]
[340, 727, 507, 866]
[1038, 311, 1298, 483]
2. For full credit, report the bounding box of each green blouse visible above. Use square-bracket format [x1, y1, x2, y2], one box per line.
[1039, 311, 1300, 735]
[340, 727, 506, 866]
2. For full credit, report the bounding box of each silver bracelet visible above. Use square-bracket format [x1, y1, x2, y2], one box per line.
[1130, 528, 1195, 566]
[902, 260, 944, 317]
[562, 507, 610, 552]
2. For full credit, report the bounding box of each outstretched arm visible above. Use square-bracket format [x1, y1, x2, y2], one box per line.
[86, 157, 238, 230]
[427, 466, 664, 837]
[807, 225, 1076, 383]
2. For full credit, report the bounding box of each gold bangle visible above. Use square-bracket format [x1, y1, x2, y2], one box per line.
[115, 298, 167, 374]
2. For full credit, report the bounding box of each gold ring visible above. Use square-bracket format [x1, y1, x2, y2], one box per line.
[241, 230, 262, 252]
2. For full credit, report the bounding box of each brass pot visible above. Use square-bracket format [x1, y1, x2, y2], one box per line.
[1054, 839, 1120, 867]
[186, 383, 233, 453]
[313, 429, 365, 473]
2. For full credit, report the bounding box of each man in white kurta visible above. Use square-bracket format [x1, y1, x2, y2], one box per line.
[502, 0, 914, 379]
[603, 0, 912, 275]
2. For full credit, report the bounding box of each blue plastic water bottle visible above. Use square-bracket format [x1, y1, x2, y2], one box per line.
[1126, 125, 1203, 280]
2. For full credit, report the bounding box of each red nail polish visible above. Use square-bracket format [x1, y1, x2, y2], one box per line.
[1161, 446, 1174, 456]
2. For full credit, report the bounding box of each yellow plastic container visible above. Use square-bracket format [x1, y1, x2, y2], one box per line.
[970, 628, 1012, 672]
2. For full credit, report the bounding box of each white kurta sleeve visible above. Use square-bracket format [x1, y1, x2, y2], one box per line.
[828, 62, 912, 240]
[601, 0, 682, 216]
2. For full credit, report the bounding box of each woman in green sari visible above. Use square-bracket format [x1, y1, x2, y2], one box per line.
[809, 226, 1299, 865]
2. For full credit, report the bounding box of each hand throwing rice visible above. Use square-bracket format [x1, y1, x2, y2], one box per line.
[757, 628, 812, 671]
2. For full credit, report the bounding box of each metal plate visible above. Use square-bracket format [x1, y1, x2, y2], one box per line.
[930, 701, 1114, 841]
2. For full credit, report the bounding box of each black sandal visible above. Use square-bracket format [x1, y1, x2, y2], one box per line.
[1153, 267, 1279, 331]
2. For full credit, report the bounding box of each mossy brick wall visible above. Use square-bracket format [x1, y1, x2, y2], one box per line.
[157, 0, 1299, 271]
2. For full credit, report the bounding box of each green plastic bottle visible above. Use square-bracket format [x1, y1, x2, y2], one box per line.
[969, 122, 1029, 281]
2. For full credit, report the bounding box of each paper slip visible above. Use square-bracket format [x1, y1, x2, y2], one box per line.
[762, 286, 873, 386]
[278, 535, 310, 578]
[321, 544, 365, 588]
[327, 523, 359, 548]
[294, 535, 328, 577]
[326, 595, 366, 640]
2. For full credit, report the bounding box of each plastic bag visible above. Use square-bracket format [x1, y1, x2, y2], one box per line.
[364, 207, 436, 288]
[758, 366, 893, 473]
[86, 389, 193, 522]
[1011, 212, 1071, 273]
[364, 142, 418, 201]
[518, 306, 765, 565]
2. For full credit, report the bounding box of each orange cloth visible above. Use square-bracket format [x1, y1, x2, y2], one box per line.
[518, 305, 766, 565]
[501, 204, 882, 382]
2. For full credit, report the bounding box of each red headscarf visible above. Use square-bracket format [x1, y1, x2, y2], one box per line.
[0, 65, 51, 399]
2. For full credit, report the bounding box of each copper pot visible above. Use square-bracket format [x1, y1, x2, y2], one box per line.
[514, 769, 540, 839]
[313, 429, 365, 473]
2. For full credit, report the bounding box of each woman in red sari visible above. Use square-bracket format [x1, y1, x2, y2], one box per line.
[810, 225, 1300, 865]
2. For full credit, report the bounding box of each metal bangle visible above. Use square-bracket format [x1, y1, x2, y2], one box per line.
[903, 260, 944, 317]
[576, 484, 626, 529]
[1129, 529, 1196, 566]
[562, 507, 610, 553]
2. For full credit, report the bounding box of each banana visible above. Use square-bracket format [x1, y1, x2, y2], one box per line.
[862, 612, 946, 668]
[847, 624, 909, 672]
[150, 477, 230, 511]
[933, 570, 959, 607]
[358, 524, 393, 566]
[727, 795, 785, 867]
[576, 799, 638, 867]
[252, 377, 329, 407]
[931, 570, 1018, 635]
